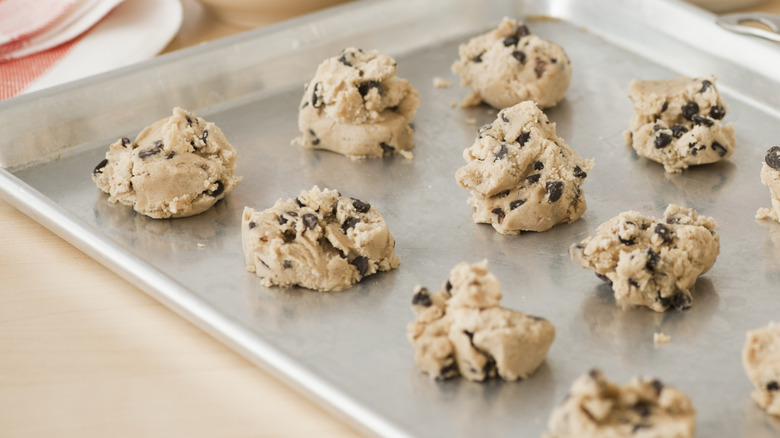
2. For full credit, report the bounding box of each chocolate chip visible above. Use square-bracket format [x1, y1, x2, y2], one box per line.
[534, 161, 544, 170]
[295, 198, 305, 208]
[445, 280, 453, 293]
[516, 131, 530, 146]
[645, 249, 660, 271]
[338, 53, 351, 66]
[380, 142, 394, 153]
[121, 137, 131, 147]
[550, 58, 557, 63]
[248, 221, 256, 229]
[671, 291, 692, 310]
[207, 180, 224, 197]
[652, 132, 672, 149]
[765, 146, 780, 170]
[302, 213, 318, 230]
[494, 190, 510, 198]
[93, 158, 108, 174]
[312, 82, 324, 108]
[510, 199, 525, 210]
[201, 130, 209, 144]
[628, 279, 639, 288]
[534, 60, 546, 79]
[573, 166, 587, 178]
[503, 35, 518, 46]
[138, 141, 163, 159]
[282, 230, 296, 243]
[492, 207, 505, 223]
[412, 288, 432, 307]
[516, 24, 530, 37]
[358, 80, 382, 97]
[699, 79, 712, 93]
[711, 141, 727, 157]
[546, 181, 563, 202]
[352, 199, 371, 213]
[652, 124, 662, 132]
[494, 144, 508, 160]
[661, 101, 669, 112]
[619, 236, 636, 246]
[527, 174, 541, 184]
[512, 50, 526, 64]
[634, 401, 652, 417]
[671, 124, 689, 138]
[342, 217, 360, 233]
[500, 111, 509, 123]
[471, 52, 483, 63]
[681, 101, 699, 120]
[166, 151, 175, 159]
[278, 213, 287, 224]
[768, 381, 779, 391]
[185, 115, 194, 125]
[439, 357, 458, 378]
[710, 104, 725, 120]
[351, 256, 368, 277]
[596, 273, 613, 286]
[308, 129, 320, 145]
[692, 115, 714, 127]
[654, 223, 674, 243]
[651, 379, 664, 395]
[283, 261, 292, 269]
[633, 424, 652, 433]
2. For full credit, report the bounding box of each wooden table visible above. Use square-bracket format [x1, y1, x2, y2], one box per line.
[1, 1, 778, 436]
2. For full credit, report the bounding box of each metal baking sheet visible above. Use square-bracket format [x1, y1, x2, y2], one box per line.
[3, 0, 780, 436]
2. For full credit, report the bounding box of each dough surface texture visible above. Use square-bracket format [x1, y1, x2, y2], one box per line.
[295, 47, 420, 158]
[569, 205, 719, 312]
[758, 146, 780, 222]
[743, 322, 780, 417]
[92, 107, 241, 219]
[242, 186, 399, 292]
[455, 101, 593, 233]
[451, 17, 571, 109]
[406, 260, 555, 382]
[545, 369, 696, 438]
[627, 75, 736, 173]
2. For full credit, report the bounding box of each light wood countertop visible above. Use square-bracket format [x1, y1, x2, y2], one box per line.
[2, 0, 779, 436]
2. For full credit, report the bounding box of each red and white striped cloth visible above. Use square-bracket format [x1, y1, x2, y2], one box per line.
[0, 0, 126, 100]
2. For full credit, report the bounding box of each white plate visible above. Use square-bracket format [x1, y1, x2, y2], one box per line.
[26, 0, 182, 93]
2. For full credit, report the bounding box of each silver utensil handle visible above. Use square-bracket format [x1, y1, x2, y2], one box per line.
[717, 12, 780, 43]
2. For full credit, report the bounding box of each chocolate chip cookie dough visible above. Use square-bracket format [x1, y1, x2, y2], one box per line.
[757, 146, 780, 222]
[451, 17, 572, 109]
[92, 107, 241, 219]
[743, 322, 780, 417]
[545, 369, 696, 438]
[295, 47, 420, 158]
[570, 205, 719, 312]
[242, 186, 399, 292]
[406, 260, 555, 381]
[455, 101, 593, 233]
[627, 75, 736, 173]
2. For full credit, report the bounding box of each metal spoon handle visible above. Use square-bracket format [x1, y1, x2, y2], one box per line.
[717, 12, 780, 43]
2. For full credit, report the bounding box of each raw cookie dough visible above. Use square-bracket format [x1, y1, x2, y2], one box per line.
[545, 369, 696, 438]
[569, 205, 719, 312]
[455, 101, 594, 233]
[295, 47, 420, 158]
[757, 146, 780, 222]
[92, 107, 241, 219]
[406, 260, 555, 381]
[451, 17, 572, 109]
[242, 186, 399, 292]
[627, 75, 736, 173]
[743, 322, 780, 417]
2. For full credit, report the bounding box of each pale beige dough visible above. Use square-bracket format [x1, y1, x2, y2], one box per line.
[92, 107, 241, 219]
[743, 322, 780, 417]
[627, 75, 736, 173]
[545, 369, 696, 438]
[242, 186, 399, 292]
[455, 101, 593, 233]
[569, 205, 719, 312]
[757, 146, 780, 222]
[295, 47, 420, 158]
[406, 260, 555, 382]
[451, 17, 572, 109]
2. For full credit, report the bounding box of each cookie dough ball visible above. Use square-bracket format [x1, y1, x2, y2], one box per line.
[295, 47, 420, 158]
[627, 76, 736, 173]
[743, 322, 780, 417]
[92, 107, 241, 218]
[242, 186, 399, 292]
[406, 260, 555, 382]
[757, 146, 780, 222]
[451, 17, 572, 109]
[455, 101, 594, 233]
[569, 205, 719, 312]
[545, 369, 696, 438]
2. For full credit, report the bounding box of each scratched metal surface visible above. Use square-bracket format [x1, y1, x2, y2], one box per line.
[2, 0, 780, 436]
